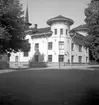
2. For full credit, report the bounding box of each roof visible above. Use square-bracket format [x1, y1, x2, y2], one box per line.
[72, 33, 85, 46]
[71, 24, 89, 32]
[47, 15, 74, 26]
[25, 28, 33, 34]
[32, 27, 51, 34]
[31, 27, 52, 38]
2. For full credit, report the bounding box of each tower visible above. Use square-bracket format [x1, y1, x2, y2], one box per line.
[47, 15, 74, 63]
[25, 0, 31, 30]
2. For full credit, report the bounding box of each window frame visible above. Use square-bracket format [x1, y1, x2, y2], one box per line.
[66, 29, 68, 35]
[86, 57, 88, 63]
[15, 56, 18, 62]
[79, 45, 82, 52]
[60, 28, 63, 35]
[0, 55, 2, 60]
[48, 42, 52, 50]
[55, 29, 57, 35]
[71, 55, 74, 63]
[59, 41, 64, 50]
[59, 55, 64, 62]
[35, 43, 39, 49]
[71, 43, 74, 51]
[24, 51, 29, 57]
[85, 47, 87, 53]
[48, 55, 52, 62]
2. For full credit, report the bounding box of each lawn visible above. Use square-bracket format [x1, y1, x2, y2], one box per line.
[0, 69, 99, 105]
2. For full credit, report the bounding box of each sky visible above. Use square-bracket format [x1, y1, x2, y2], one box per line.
[20, 0, 91, 29]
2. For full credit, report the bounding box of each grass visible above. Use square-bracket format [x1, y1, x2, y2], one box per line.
[0, 69, 99, 105]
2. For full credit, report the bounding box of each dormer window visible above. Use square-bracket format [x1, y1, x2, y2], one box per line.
[55, 29, 57, 35]
[60, 28, 63, 35]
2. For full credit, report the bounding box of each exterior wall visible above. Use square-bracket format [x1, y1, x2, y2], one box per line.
[0, 54, 9, 62]
[31, 37, 48, 62]
[10, 35, 32, 68]
[71, 43, 89, 63]
[9, 21, 89, 68]
[10, 35, 32, 62]
[50, 21, 71, 62]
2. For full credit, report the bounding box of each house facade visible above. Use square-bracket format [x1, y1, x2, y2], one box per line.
[10, 15, 89, 68]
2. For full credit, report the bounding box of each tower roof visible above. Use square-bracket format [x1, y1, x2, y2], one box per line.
[25, 3, 29, 24]
[46, 15, 74, 26]
[25, 1, 31, 27]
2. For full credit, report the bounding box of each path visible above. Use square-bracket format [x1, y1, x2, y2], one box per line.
[0, 65, 99, 74]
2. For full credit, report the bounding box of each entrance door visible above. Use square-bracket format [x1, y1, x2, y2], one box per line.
[35, 55, 39, 62]
[78, 56, 82, 63]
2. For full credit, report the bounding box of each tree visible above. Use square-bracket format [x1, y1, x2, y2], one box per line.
[0, 0, 30, 55]
[85, 0, 99, 61]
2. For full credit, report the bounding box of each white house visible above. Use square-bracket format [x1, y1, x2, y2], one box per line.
[10, 15, 89, 68]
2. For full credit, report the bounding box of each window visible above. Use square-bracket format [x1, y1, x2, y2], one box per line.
[59, 55, 64, 62]
[71, 55, 74, 63]
[48, 42, 52, 50]
[59, 41, 64, 50]
[71, 43, 74, 51]
[60, 28, 63, 35]
[78, 56, 82, 63]
[35, 55, 39, 62]
[15, 56, 18, 62]
[35, 43, 39, 49]
[66, 29, 68, 35]
[26, 39, 29, 43]
[85, 47, 87, 53]
[0, 55, 2, 60]
[55, 29, 57, 35]
[24, 51, 28, 57]
[86, 57, 88, 63]
[79, 45, 82, 52]
[48, 55, 52, 62]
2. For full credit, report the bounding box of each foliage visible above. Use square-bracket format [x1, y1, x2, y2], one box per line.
[85, 0, 99, 61]
[0, 0, 30, 54]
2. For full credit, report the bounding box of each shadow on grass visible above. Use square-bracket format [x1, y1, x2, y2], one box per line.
[88, 67, 99, 70]
[79, 88, 99, 105]
[1, 69, 99, 105]
[1, 88, 99, 105]
[0, 92, 32, 105]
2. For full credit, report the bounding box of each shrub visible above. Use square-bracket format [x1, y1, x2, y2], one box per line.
[0, 61, 9, 70]
[29, 62, 47, 68]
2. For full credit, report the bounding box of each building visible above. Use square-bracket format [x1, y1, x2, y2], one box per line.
[10, 14, 89, 68]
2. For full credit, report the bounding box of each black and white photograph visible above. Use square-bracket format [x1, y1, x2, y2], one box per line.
[0, 0, 99, 104]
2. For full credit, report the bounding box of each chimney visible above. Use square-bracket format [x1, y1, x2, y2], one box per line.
[34, 24, 37, 29]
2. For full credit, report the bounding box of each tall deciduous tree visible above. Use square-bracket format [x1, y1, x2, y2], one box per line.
[0, 0, 30, 55]
[85, 0, 99, 61]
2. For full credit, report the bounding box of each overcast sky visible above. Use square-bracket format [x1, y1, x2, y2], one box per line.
[20, 0, 91, 29]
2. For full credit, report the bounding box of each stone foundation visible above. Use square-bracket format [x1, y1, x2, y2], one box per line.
[10, 62, 29, 68]
[9, 62, 87, 68]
